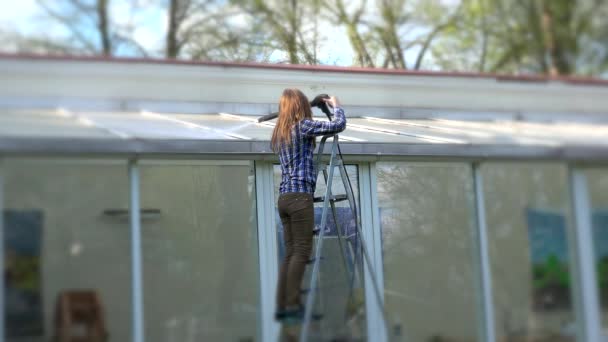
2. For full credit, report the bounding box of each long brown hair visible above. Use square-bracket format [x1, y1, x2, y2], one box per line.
[271, 88, 313, 152]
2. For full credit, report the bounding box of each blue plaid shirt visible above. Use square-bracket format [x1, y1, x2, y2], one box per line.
[278, 107, 346, 194]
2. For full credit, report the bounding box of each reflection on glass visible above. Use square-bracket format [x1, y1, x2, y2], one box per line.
[273, 164, 366, 340]
[140, 161, 259, 342]
[482, 163, 575, 341]
[586, 169, 608, 334]
[377, 162, 478, 342]
[4, 159, 131, 342]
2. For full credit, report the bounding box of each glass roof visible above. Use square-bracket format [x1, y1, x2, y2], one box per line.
[174, 114, 273, 140]
[0, 108, 606, 154]
[0, 109, 114, 139]
[85, 111, 233, 140]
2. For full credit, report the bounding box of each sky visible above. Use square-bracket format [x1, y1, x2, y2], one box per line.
[0, 1, 38, 33]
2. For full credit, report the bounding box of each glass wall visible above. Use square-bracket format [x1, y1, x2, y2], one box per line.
[376, 162, 479, 342]
[273, 164, 365, 340]
[585, 169, 608, 334]
[482, 163, 576, 341]
[140, 161, 259, 342]
[4, 159, 131, 342]
[2, 156, 602, 342]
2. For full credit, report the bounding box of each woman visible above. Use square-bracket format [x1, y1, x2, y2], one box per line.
[272, 88, 346, 322]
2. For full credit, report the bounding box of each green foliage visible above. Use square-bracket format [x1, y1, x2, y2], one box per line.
[532, 254, 570, 289]
[532, 255, 608, 290]
[598, 257, 608, 289]
[431, 0, 608, 76]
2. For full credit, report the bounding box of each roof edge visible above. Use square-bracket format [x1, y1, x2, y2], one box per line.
[1, 52, 607, 87]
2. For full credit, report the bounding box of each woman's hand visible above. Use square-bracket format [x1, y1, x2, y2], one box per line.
[323, 95, 341, 108]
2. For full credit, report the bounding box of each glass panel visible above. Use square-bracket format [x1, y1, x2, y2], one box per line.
[421, 119, 608, 146]
[86, 112, 230, 139]
[3, 159, 131, 341]
[273, 163, 366, 340]
[177, 114, 428, 143]
[340, 122, 427, 143]
[140, 161, 259, 341]
[482, 163, 576, 341]
[349, 118, 471, 144]
[376, 162, 478, 342]
[175, 114, 274, 141]
[0, 109, 114, 138]
[586, 169, 608, 334]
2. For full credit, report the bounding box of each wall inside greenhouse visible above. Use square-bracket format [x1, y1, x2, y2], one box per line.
[3, 159, 259, 342]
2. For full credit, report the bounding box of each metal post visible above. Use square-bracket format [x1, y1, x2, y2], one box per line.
[0, 158, 4, 342]
[360, 163, 387, 342]
[471, 163, 496, 342]
[254, 162, 280, 342]
[129, 159, 144, 342]
[568, 168, 602, 342]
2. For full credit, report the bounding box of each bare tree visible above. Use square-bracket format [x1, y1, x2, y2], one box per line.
[15, 0, 607, 77]
[163, 0, 272, 61]
[326, 0, 375, 67]
[413, 13, 461, 70]
[35, 0, 113, 55]
[163, 0, 269, 61]
[325, 0, 461, 69]
[374, 0, 408, 69]
[232, 0, 321, 64]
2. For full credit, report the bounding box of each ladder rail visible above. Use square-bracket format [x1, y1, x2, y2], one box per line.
[336, 156, 391, 337]
[323, 163, 362, 333]
[300, 133, 390, 342]
[337, 162, 362, 277]
[322, 167, 354, 288]
[300, 137, 339, 342]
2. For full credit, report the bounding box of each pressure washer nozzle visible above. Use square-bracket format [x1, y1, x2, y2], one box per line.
[257, 112, 279, 123]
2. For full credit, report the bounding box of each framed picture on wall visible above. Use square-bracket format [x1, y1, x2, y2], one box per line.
[527, 208, 608, 311]
[4, 210, 44, 338]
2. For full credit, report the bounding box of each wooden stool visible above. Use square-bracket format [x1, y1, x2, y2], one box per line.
[53, 290, 108, 342]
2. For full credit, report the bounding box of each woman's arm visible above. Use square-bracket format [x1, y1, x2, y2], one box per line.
[300, 96, 346, 137]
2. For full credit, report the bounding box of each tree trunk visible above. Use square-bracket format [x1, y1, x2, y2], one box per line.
[97, 0, 111, 56]
[288, 0, 299, 64]
[346, 23, 374, 67]
[167, 0, 180, 58]
[478, 0, 488, 72]
[378, 1, 406, 69]
[539, 0, 558, 76]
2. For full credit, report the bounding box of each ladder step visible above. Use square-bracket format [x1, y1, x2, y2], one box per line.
[306, 257, 324, 265]
[274, 311, 323, 322]
[311, 312, 324, 321]
[300, 288, 318, 295]
[313, 194, 348, 203]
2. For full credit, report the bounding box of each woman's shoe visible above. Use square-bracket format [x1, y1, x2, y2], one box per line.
[274, 311, 287, 321]
[280, 305, 323, 325]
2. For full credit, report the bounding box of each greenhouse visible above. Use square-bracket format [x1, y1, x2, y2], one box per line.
[0, 54, 607, 342]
